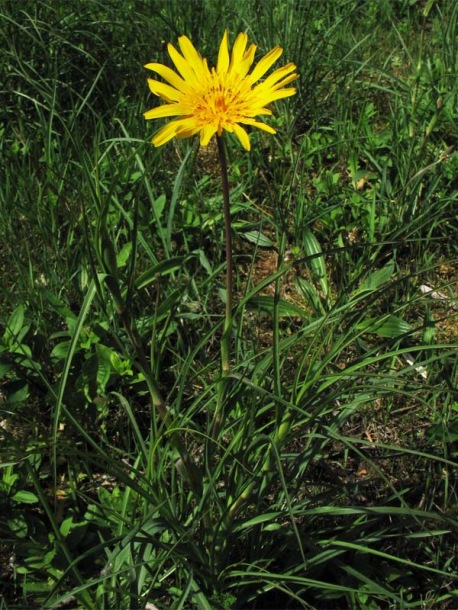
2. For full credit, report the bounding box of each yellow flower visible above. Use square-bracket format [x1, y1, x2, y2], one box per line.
[144, 30, 298, 151]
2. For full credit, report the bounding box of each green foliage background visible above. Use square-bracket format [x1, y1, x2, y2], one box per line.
[1, 0, 457, 608]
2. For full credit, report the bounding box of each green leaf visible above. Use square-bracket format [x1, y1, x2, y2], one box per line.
[427, 420, 458, 443]
[51, 340, 72, 361]
[3, 305, 27, 348]
[110, 351, 132, 375]
[294, 277, 325, 314]
[166, 147, 192, 250]
[5, 380, 29, 403]
[302, 228, 329, 297]
[198, 249, 213, 275]
[354, 261, 394, 295]
[0, 363, 12, 378]
[116, 241, 132, 268]
[234, 511, 282, 530]
[136, 256, 187, 290]
[153, 194, 166, 221]
[356, 315, 412, 338]
[247, 295, 307, 319]
[240, 230, 275, 248]
[6, 305, 24, 338]
[7, 516, 29, 537]
[53, 280, 98, 490]
[12, 490, 39, 504]
[96, 344, 113, 392]
[60, 516, 74, 537]
[157, 288, 186, 317]
[423, 307, 435, 345]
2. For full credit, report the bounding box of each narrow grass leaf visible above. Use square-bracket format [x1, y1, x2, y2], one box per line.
[247, 295, 307, 319]
[302, 228, 329, 297]
[240, 230, 275, 248]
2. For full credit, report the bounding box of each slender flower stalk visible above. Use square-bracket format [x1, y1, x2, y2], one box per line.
[216, 135, 232, 377]
[211, 134, 232, 441]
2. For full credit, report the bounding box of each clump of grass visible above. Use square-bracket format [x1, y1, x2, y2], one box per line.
[1, 1, 457, 609]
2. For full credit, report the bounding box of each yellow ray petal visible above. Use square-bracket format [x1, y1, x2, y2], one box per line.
[144, 63, 188, 92]
[144, 104, 186, 120]
[147, 78, 182, 103]
[258, 87, 297, 105]
[176, 127, 200, 139]
[232, 123, 251, 150]
[174, 117, 202, 138]
[254, 63, 298, 92]
[178, 35, 207, 80]
[229, 32, 249, 75]
[247, 46, 283, 85]
[234, 44, 257, 80]
[271, 72, 299, 90]
[243, 43, 256, 62]
[217, 30, 230, 75]
[200, 124, 218, 147]
[240, 106, 272, 117]
[152, 121, 182, 146]
[240, 118, 276, 134]
[167, 43, 197, 83]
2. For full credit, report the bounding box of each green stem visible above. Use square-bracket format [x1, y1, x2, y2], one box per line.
[217, 134, 233, 376]
[212, 135, 233, 440]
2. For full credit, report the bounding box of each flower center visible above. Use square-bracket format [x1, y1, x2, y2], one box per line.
[193, 74, 244, 130]
[215, 93, 228, 112]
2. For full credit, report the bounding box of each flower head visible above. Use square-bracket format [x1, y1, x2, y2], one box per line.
[144, 30, 298, 151]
